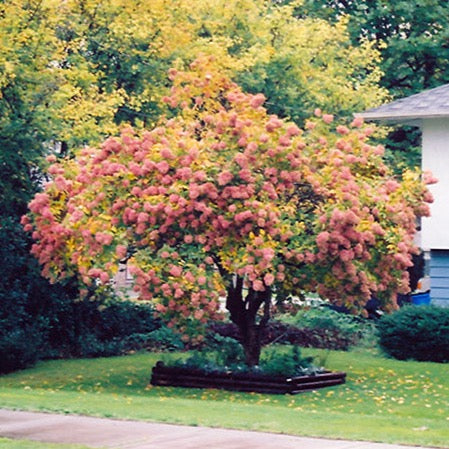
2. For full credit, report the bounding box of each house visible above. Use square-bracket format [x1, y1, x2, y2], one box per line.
[356, 84, 449, 307]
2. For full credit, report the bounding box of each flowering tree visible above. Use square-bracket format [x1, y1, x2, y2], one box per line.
[23, 57, 433, 366]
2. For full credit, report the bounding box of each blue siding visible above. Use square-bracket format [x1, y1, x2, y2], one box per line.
[429, 267, 449, 277]
[430, 250, 449, 307]
[431, 277, 449, 288]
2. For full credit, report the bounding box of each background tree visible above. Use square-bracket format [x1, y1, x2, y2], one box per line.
[295, 0, 449, 169]
[50, 0, 386, 128]
[1, 0, 387, 216]
[297, 0, 449, 96]
[24, 58, 432, 366]
[0, 0, 122, 215]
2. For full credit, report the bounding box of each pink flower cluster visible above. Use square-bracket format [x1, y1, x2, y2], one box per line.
[23, 57, 435, 332]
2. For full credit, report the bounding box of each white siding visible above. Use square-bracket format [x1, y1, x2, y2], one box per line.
[421, 118, 449, 250]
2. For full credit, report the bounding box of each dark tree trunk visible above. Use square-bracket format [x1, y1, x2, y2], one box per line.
[224, 275, 272, 367]
[241, 319, 263, 367]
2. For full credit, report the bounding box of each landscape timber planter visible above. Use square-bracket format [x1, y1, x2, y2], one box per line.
[150, 361, 346, 394]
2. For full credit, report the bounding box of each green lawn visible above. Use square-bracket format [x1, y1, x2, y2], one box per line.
[0, 348, 448, 448]
[0, 438, 98, 449]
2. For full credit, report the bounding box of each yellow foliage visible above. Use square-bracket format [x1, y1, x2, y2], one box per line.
[1, 0, 387, 160]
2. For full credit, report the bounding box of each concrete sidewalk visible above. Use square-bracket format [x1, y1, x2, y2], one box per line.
[0, 409, 436, 449]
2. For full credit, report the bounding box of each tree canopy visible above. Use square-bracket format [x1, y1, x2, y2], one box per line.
[23, 58, 433, 366]
[298, 0, 449, 97]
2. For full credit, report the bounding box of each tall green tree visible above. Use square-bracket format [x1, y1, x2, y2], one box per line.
[52, 0, 386, 129]
[0, 0, 123, 215]
[298, 0, 449, 97]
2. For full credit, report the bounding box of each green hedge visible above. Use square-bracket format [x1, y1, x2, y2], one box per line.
[378, 305, 449, 362]
[277, 306, 375, 349]
[45, 296, 160, 358]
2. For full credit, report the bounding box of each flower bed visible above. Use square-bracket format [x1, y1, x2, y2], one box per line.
[150, 361, 346, 394]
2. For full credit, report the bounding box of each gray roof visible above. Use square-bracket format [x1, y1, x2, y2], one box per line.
[355, 83, 449, 124]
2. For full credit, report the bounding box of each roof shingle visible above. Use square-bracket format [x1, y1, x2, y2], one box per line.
[356, 84, 449, 123]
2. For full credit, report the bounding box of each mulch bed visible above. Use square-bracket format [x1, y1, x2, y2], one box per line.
[150, 361, 346, 394]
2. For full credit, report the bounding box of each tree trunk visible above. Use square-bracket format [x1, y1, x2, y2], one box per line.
[224, 276, 271, 367]
[241, 320, 262, 367]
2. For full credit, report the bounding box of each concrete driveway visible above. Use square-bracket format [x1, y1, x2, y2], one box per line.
[0, 409, 437, 449]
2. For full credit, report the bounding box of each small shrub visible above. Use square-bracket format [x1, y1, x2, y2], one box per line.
[259, 345, 318, 376]
[378, 305, 449, 362]
[87, 299, 160, 342]
[75, 333, 124, 358]
[47, 297, 161, 358]
[174, 351, 225, 373]
[263, 320, 358, 350]
[280, 306, 374, 347]
[137, 326, 185, 351]
[0, 326, 42, 374]
[70, 326, 185, 358]
[204, 334, 246, 367]
[176, 335, 246, 372]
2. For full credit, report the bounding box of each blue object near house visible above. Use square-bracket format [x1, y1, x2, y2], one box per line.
[411, 292, 431, 306]
[356, 84, 449, 308]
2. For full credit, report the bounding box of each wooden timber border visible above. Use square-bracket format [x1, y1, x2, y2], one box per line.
[150, 361, 346, 394]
